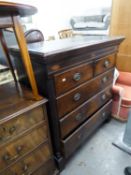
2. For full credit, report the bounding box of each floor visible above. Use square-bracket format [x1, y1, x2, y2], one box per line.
[61, 119, 131, 175]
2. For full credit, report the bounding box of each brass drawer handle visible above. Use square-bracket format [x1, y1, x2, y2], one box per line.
[102, 76, 108, 83]
[3, 152, 19, 162]
[73, 73, 81, 81]
[9, 126, 16, 134]
[75, 113, 83, 121]
[73, 93, 81, 101]
[22, 164, 29, 172]
[3, 153, 10, 161]
[101, 94, 106, 100]
[102, 112, 106, 119]
[104, 60, 110, 68]
[16, 145, 23, 153]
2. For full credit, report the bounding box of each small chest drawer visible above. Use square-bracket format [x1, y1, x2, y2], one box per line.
[61, 100, 112, 158]
[57, 69, 114, 118]
[94, 55, 115, 76]
[0, 124, 47, 171]
[60, 86, 112, 139]
[54, 62, 93, 96]
[0, 106, 45, 145]
[1, 142, 51, 175]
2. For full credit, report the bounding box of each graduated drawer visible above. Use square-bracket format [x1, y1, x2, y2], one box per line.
[0, 106, 45, 145]
[0, 123, 47, 172]
[60, 86, 112, 139]
[94, 55, 115, 76]
[61, 100, 112, 158]
[57, 69, 114, 118]
[0, 142, 51, 175]
[54, 62, 93, 96]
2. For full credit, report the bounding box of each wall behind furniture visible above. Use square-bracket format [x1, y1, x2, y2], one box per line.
[5, 0, 112, 40]
[110, 0, 131, 72]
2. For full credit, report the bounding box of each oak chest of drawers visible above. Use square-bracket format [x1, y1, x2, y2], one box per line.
[0, 82, 58, 175]
[10, 35, 124, 169]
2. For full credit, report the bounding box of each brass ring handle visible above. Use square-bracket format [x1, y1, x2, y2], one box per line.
[102, 76, 108, 83]
[104, 60, 110, 68]
[102, 112, 106, 118]
[73, 93, 81, 101]
[22, 164, 29, 172]
[16, 145, 23, 153]
[73, 73, 81, 81]
[9, 126, 16, 134]
[3, 152, 19, 162]
[3, 153, 10, 161]
[75, 113, 83, 121]
[101, 94, 106, 100]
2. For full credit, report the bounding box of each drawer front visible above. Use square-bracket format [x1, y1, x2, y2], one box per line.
[0, 106, 45, 145]
[57, 69, 114, 118]
[1, 142, 51, 175]
[31, 159, 58, 175]
[54, 62, 93, 96]
[62, 100, 112, 158]
[0, 124, 48, 171]
[94, 55, 115, 76]
[60, 86, 112, 139]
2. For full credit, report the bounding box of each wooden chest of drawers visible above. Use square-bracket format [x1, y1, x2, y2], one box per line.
[10, 36, 124, 169]
[0, 82, 58, 175]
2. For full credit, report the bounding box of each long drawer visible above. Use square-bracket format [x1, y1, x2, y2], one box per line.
[61, 100, 112, 158]
[54, 61, 93, 96]
[0, 106, 45, 145]
[0, 123, 47, 171]
[57, 69, 114, 118]
[60, 86, 112, 139]
[0, 142, 52, 175]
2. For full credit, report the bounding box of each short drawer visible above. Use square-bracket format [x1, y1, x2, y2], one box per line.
[54, 62, 93, 96]
[94, 55, 115, 76]
[0, 106, 45, 145]
[0, 124, 48, 171]
[61, 100, 112, 158]
[0, 142, 52, 175]
[60, 86, 112, 139]
[57, 69, 114, 118]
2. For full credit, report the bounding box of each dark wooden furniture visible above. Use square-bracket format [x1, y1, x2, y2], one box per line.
[10, 35, 124, 169]
[0, 82, 59, 175]
[0, 1, 40, 100]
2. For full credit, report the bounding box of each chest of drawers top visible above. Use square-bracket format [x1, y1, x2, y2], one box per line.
[0, 82, 47, 123]
[10, 35, 124, 67]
